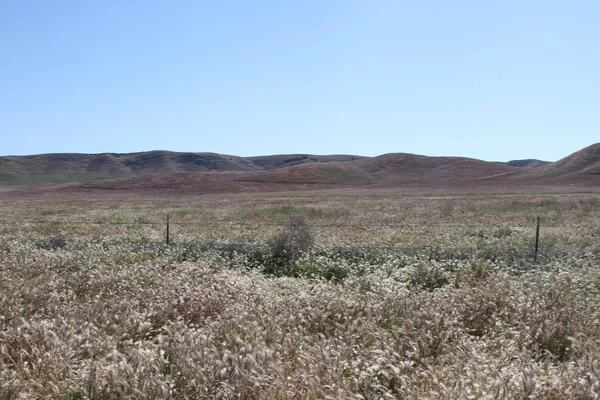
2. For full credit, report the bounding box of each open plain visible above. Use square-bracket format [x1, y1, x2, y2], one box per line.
[1, 186, 600, 399]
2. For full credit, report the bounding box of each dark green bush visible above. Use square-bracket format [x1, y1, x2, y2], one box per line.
[36, 234, 72, 250]
[408, 263, 450, 291]
[263, 214, 315, 276]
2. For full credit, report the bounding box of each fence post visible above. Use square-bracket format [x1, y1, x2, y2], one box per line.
[534, 216, 540, 261]
[166, 214, 170, 245]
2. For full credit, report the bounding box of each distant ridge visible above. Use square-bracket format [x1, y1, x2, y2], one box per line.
[506, 159, 550, 168]
[0, 151, 363, 186]
[2, 144, 599, 194]
[247, 154, 364, 170]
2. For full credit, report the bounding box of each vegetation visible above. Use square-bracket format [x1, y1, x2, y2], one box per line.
[1, 193, 599, 398]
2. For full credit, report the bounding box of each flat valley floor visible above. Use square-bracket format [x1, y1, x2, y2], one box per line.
[1, 189, 600, 399]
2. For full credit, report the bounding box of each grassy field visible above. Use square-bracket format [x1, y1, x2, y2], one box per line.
[1, 191, 600, 399]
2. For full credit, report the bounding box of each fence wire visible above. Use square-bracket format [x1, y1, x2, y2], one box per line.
[0, 220, 590, 228]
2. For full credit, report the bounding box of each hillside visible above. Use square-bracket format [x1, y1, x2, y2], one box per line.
[506, 159, 550, 168]
[539, 143, 600, 176]
[247, 154, 365, 169]
[2, 144, 600, 194]
[6, 153, 525, 195]
[0, 151, 360, 186]
[509, 143, 600, 187]
[356, 153, 518, 184]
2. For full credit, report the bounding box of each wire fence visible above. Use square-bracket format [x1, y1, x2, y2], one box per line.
[3, 214, 598, 262]
[0, 215, 565, 243]
[0, 218, 574, 228]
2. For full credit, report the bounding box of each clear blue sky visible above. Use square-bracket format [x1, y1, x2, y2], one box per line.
[1, 1, 598, 161]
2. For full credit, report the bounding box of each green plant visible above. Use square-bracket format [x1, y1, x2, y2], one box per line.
[263, 214, 315, 276]
[408, 263, 450, 291]
[35, 233, 72, 250]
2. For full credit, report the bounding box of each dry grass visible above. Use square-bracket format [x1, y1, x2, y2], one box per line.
[1, 192, 600, 399]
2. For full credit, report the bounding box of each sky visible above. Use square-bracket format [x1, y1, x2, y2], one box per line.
[1, 1, 599, 162]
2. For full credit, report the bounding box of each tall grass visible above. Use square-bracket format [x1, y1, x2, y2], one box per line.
[1, 193, 600, 398]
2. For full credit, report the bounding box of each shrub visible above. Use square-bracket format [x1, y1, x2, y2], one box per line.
[263, 214, 315, 276]
[294, 258, 350, 281]
[408, 263, 450, 291]
[35, 233, 72, 250]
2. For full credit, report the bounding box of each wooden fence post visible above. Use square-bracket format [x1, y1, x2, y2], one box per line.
[534, 216, 540, 261]
[166, 214, 170, 245]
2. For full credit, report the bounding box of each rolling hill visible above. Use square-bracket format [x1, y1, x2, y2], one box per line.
[1, 144, 599, 194]
[539, 143, 600, 176]
[0, 151, 361, 186]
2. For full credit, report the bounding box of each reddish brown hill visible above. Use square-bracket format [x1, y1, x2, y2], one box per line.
[236, 162, 381, 185]
[356, 153, 518, 184]
[17, 152, 520, 195]
[3, 144, 600, 195]
[114, 151, 263, 173]
[247, 154, 365, 169]
[0, 151, 361, 185]
[514, 143, 600, 186]
[540, 143, 600, 176]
